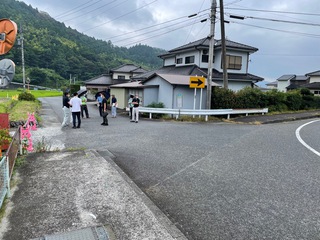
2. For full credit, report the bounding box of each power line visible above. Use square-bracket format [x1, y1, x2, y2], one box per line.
[225, 7, 320, 17]
[55, 0, 103, 20]
[83, 0, 158, 33]
[63, 0, 118, 23]
[112, 14, 208, 44]
[229, 19, 320, 38]
[184, 0, 207, 44]
[226, 13, 320, 27]
[108, 9, 209, 40]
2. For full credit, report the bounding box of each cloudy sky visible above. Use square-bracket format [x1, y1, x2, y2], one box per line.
[20, 0, 320, 82]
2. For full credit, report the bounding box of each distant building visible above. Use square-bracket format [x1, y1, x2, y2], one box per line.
[85, 64, 148, 100]
[277, 75, 309, 92]
[275, 70, 320, 96]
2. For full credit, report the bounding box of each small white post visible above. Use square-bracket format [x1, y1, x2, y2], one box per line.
[193, 88, 196, 118]
[199, 88, 203, 118]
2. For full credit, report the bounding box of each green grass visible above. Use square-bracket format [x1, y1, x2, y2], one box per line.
[0, 89, 62, 98]
[9, 100, 41, 121]
[0, 90, 58, 121]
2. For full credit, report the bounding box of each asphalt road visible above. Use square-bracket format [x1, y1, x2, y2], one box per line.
[43, 97, 320, 240]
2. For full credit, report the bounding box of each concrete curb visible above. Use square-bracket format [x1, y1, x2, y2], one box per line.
[96, 149, 187, 240]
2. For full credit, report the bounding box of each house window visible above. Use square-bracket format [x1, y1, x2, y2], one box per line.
[176, 58, 183, 64]
[185, 56, 195, 64]
[118, 75, 125, 80]
[224, 55, 242, 70]
[314, 90, 320, 95]
[202, 54, 208, 63]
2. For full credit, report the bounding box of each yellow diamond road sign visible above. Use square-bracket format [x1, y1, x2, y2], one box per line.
[189, 76, 205, 88]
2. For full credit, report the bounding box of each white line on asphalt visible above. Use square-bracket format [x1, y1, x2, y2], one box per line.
[295, 119, 320, 157]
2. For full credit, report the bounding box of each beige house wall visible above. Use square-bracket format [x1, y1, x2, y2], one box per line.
[110, 88, 127, 109]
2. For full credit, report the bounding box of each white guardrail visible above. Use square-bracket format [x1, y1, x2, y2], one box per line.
[139, 107, 268, 121]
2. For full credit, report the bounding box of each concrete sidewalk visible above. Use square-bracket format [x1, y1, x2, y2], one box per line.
[0, 103, 187, 240]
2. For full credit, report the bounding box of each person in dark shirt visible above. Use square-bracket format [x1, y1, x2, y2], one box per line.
[101, 93, 108, 126]
[130, 94, 140, 123]
[61, 92, 71, 128]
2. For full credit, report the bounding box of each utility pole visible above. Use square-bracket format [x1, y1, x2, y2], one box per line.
[220, 0, 228, 89]
[206, 0, 217, 109]
[19, 23, 26, 91]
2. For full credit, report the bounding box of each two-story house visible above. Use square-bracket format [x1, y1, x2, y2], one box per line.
[157, 37, 263, 91]
[85, 64, 148, 100]
[112, 37, 263, 109]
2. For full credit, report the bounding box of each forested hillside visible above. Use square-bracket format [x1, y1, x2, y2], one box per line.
[0, 0, 166, 88]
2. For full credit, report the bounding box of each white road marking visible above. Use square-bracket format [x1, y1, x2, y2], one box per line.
[295, 119, 320, 157]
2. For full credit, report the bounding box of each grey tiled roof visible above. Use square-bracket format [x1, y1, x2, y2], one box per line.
[131, 65, 207, 81]
[294, 75, 309, 81]
[133, 64, 263, 82]
[277, 75, 295, 81]
[85, 74, 113, 85]
[277, 75, 309, 81]
[266, 81, 277, 86]
[306, 70, 320, 76]
[159, 37, 258, 57]
[301, 82, 320, 89]
[110, 81, 144, 88]
[212, 70, 263, 82]
[110, 64, 148, 73]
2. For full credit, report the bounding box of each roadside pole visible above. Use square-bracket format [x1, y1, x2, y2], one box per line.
[206, 0, 217, 109]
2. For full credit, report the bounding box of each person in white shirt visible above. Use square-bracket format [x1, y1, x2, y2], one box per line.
[69, 92, 82, 129]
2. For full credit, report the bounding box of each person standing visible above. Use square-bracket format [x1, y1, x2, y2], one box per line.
[131, 94, 140, 123]
[97, 93, 103, 117]
[101, 93, 108, 126]
[128, 94, 134, 119]
[61, 92, 71, 128]
[80, 94, 89, 118]
[111, 94, 117, 118]
[69, 92, 82, 129]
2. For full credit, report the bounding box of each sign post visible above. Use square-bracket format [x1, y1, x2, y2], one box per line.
[190, 76, 206, 118]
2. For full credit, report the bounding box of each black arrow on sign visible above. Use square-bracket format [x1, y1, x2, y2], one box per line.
[191, 78, 204, 86]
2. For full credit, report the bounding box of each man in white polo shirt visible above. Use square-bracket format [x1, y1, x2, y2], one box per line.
[69, 92, 82, 129]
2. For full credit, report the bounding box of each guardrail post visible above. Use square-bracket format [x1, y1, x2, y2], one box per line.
[149, 113, 152, 119]
[19, 126, 23, 155]
[5, 156, 10, 197]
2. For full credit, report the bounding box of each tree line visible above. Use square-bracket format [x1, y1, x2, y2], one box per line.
[0, 0, 166, 89]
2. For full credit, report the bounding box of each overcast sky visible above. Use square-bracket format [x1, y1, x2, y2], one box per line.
[20, 0, 320, 82]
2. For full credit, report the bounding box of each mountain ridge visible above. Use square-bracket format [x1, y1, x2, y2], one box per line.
[0, 0, 167, 88]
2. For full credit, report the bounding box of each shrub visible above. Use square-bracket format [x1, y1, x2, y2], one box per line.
[146, 102, 165, 108]
[212, 87, 237, 109]
[264, 90, 287, 112]
[145, 102, 165, 118]
[286, 90, 302, 110]
[235, 87, 268, 108]
[18, 92, 36, 101]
